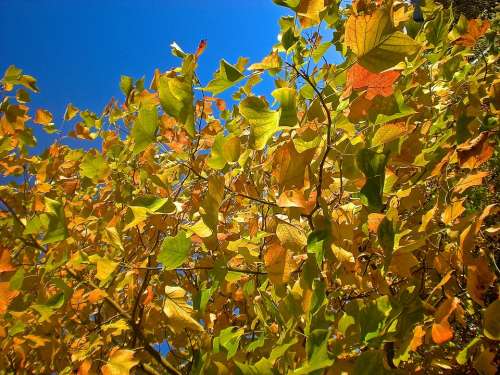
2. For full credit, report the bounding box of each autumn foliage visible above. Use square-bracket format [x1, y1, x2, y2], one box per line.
[0, 0, 499, 374]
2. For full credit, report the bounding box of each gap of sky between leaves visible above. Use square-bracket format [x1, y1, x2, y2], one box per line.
[0, 0, 342, 154]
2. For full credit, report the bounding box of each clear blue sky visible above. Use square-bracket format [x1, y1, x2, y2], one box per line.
[1, 0, 293, 150]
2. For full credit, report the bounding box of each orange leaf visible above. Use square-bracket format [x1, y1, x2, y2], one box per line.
[0, 248, 15, 273]
[87, 289, 107, 304]
[195, 39, 207, 58]
[453, 171, 489, 194]
[409, 324, 425, 351]
[367, 213, 385, 233]
[441, 200, 465, 225]
[0, 282, 19, 314]
[34, 109, 53, 126]
[143, 285, 154, 306]
[457, 132, 494, 169]
[456, 19, 490, 47]
[432, 297, 459, 344]
[78, 359, 92, 375]
[345, 64, 400, 100]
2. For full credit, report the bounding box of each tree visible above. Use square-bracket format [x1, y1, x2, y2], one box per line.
[0, 0, 498, 374]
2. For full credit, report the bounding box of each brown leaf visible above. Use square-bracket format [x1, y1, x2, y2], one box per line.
[457, 132, 494, 169]
[264, 242, 297, 285]
[467, 258, 496, 306]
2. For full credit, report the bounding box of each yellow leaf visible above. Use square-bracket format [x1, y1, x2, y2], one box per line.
[372, 122, 412, 147]
[89, 255, 118, 282]
[34, 109, 53, 125]
[331, 243, 355, 263]
[64, 103, 79, 121]
[189, 218, 213, 238]
[276, 222, 307, 252]
[345, 8, 419, 72]
[163, 286, 204, 332]
[367, 213, 385, 233]
[441, 200, 465, 225]
[297, 0, 325, 28]
[101, 349, 139, 375]
[25, 334, 50, 348]
[419, 203, 437, 232]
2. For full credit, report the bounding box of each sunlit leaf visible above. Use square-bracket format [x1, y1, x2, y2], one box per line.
[202, 59, 244, 95]
[163, 286, 204, 332]
[102, 349, 139, 375]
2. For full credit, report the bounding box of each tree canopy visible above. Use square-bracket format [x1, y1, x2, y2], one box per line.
[0, 0, 498, 374]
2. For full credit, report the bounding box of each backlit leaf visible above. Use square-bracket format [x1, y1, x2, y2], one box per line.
[158, 230, 192, 270]
[240, 96, 279, 150]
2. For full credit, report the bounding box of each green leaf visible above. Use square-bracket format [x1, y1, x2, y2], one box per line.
[378, 217, 395, 271]
[41, 198, 68, 245]
[273, 0, 300, 9]
[159, 75, 194, 136]
[240, 96, 279, 150]
[235, 358, 273, 375]
[158, 230, 192, 270]
[358, 32, 421, 72]
[131, 106, 158, 154]
[484, 300, 500, 340]
[80, 153, 110, 182]
[345, 9, 420, 72]
[354, 350, 392, 375]
[119, 75, 133, 97]
[311, 41, 332, 63]
[357, 149, 387, 212]
[208, 133, 241, 170]
[202, 59, 244, 95]
[272, 87, 298, 127]
[360, 295, 392, 342]
[307, 230, 329, 268]
[215, 326, 245, 359]
[456, 337, 481, 365]
[293, 329, 333, 374]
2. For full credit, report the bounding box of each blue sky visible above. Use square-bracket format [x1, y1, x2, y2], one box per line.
[1, 0, 293, 150]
